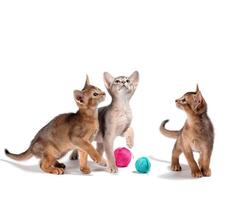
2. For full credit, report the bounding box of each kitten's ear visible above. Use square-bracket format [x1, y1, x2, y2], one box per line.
[103, 72, 114, 89]
[74, 90, 85, 105]
[129, 71, 139, 88]
[83, 74, 90, 90]
[192, 90, 204, 112]
[196, 84, 200, 93]
[195, 84, 203, 96]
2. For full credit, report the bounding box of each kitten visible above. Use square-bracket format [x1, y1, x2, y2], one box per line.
[160, 85, 214, 178]
[71, 71, 139, 173]
[5, 75, 105, 175]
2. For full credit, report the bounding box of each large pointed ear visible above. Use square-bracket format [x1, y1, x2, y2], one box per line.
[74, 90, 85, 105]
[83, 74, 90, 90]
[129, 71, 139, 88]
[195, 84, 204, 97]
[196, 84, 200, 93]
[103, 72, 114, 89]
[192, 90, 204, 112]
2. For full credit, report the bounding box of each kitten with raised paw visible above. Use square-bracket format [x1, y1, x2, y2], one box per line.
[71, 71, 139, 173]
[160, 85, 214, 178]
[5, 75, 105, 175]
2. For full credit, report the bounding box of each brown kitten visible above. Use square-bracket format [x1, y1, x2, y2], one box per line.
[5, 75, 106, 175]
[160, 85, 214, 178]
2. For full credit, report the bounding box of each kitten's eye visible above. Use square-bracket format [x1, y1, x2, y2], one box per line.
[126, 79, 130, 83]
[182, 98, 186, 102]
[93, 92, 98, 96]
[115, 80, 120, 83]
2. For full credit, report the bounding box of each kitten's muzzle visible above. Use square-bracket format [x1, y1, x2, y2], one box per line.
[175, 100, 183, 109]
[119, 83, 130, 90]
[175, 99, 180, 107]
[100, 92, 106, 101]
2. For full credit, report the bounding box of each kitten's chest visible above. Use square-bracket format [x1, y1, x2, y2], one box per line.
[116, 110, 132, 123]
[84, 122, 99, 140]
[111, 108, 132, 134]
[72, 120, 99, 141]
[184, 124, 213, 152]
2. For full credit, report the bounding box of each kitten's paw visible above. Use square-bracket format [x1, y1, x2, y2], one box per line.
[106, 165, 118, 173]
[191, 169, 202, 178]
[80, 166, 91, 174]
[50, 167, 65, 175]
[201, 168, 211, 177]
[126, 137, 134, 149]
[55, 162, 66, 169]
[171, 163, 182, 171]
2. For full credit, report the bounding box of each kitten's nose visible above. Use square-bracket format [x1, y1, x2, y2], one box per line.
[175, 99, 178, 103]
[122, 81, 126, 84]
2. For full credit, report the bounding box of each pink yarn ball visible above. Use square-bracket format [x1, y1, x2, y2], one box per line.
[114, 147, 132, 167]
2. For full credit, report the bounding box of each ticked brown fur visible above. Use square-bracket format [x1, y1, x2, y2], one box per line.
[160, 85, 214, 178]
[5, 76, 105, 175]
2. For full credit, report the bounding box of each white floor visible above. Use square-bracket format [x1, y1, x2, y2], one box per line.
[1, 1, 227, 199]
[0, 145, 225, 200]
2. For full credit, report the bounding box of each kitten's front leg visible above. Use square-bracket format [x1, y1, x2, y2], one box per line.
[78, 150, 90, 174]
[70, 137, 102, 164]
[198, 148, 212, 177]
[96, 142, 107, 166]
[123, 127, 134, 149]
[182, 143, 202, 178]
[103, 136, 118, 173]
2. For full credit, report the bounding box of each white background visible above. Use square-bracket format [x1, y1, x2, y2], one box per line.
[0, 0, 227, 199]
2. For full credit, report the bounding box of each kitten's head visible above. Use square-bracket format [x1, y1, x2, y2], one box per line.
[175, 85, 207, 115]
[74, 75, 106, 109]
[103, 71, 139, 99]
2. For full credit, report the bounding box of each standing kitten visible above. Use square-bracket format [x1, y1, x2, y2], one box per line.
[5, 76, 105, 175]
[160, 85, 214, 178]
[71, 71, 139, 173]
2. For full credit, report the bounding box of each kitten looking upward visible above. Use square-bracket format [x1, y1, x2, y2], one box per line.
[71, 71, 139, 173]
[160, 85, 214, 178]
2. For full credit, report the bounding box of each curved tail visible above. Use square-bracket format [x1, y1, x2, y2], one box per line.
[5, 146, 33, 161]
[160, 119, 180, 139]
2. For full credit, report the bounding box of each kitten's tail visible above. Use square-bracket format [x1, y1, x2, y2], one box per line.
[5, 146, 33, 161]
[160, 119, 180, 139]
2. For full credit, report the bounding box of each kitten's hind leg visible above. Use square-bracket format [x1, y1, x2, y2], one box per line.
[54, 161, 66, 169]
[171, 139, 182, 171]
[123, 127, 134, 149]
[198, 148, 212, 177]
[70, 150, 78, 160]
[40, 154, 64, 175]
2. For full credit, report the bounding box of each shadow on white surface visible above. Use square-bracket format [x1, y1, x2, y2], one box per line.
[0, 159, 106, 175]
[158, 166, 193, 180]
[0, 158, 41, 173]
[149, 155, 194, 180]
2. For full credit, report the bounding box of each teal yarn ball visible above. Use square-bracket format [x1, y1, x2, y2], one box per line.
[135, 157, 151, 173]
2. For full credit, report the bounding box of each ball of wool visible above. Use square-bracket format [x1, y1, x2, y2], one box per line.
[114, 147, 132, 167]
[135, 157, 151, 173]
